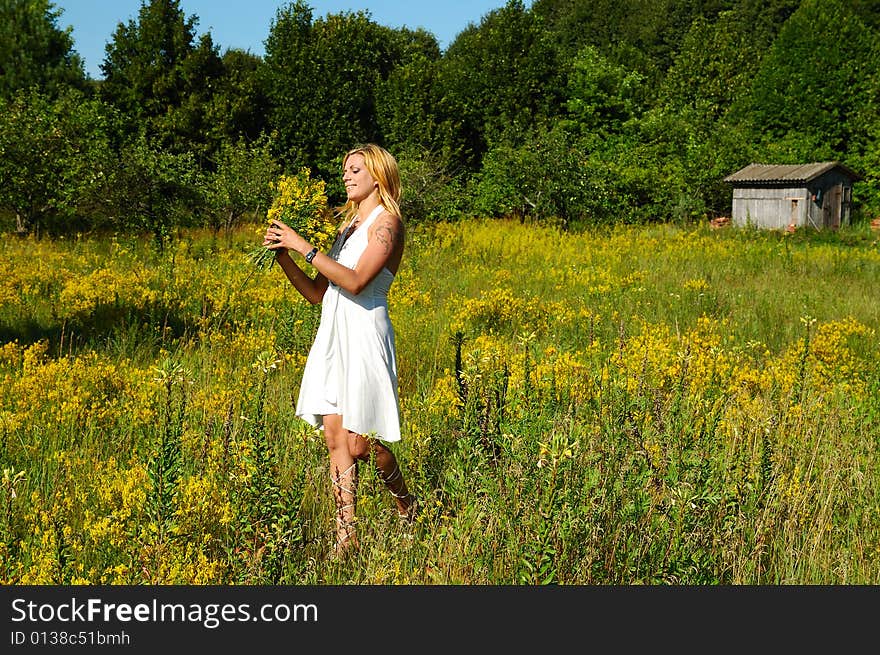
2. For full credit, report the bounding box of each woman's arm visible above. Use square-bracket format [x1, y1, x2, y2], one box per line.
[266, 212, 404, 296]
[272, 249, 328, 304]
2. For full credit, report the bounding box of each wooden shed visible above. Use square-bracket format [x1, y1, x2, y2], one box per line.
[723, 162, 861, 230]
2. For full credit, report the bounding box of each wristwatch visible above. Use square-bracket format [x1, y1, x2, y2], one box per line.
[305, 247, 318, 264]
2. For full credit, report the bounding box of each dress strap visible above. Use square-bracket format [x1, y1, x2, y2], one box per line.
[361, 204, 385, 229]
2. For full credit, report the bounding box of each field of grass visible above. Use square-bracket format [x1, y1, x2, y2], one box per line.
[1, 218, 879, 584]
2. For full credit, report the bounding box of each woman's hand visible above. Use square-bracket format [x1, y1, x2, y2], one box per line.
[263, 219, 311, 257]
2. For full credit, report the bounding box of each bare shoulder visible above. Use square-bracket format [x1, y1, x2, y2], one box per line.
[375, 209, 403, 231]
[371, 210, 404, 248]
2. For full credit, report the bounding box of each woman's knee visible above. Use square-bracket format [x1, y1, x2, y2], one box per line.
[347, 433, 372, 461]
[323, 419, 349, 454]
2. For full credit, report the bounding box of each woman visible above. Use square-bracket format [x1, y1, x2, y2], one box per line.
[263, 143, 416, 556]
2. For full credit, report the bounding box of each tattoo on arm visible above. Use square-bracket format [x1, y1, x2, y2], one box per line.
[374, 220, 397, 255]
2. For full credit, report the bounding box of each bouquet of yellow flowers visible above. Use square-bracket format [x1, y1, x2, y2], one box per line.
[249, 168, 335, 270]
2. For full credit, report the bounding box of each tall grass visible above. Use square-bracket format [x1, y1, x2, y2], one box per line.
[1, 218, 878, 583]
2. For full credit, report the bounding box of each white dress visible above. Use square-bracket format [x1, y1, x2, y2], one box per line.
[295, 204, 401, 442]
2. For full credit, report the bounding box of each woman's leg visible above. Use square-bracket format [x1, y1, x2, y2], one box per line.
[348, 432, 417, 518]
[323, 415, 358, 552]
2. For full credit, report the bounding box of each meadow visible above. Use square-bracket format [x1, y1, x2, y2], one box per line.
[1, 217, 879, 584]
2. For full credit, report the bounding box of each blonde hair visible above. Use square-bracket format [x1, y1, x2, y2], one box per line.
[339, 143, 402, 224]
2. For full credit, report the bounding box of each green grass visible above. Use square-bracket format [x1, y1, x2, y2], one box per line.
[1, 218, 879, 584]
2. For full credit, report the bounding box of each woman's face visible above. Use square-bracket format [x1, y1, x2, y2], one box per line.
[342, 153, 377, 203]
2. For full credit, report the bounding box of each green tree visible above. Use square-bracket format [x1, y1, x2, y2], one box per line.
[100, 0, 223, 161]
[531, 0, 735, 81]
[263, 2, 434, 187]
[376, 54, 445, 158]
[204, 136, 279, 233]
[0, 0, 87, 98]
[733, 0, 880, 159]
[396, 146, 467, 225]
[204, 48, 270, 148]
[437, 0, 565, 171]
[565, 45, 646, 136]
[105, 135, 204, 247]
[0, 88, 113, 234]
[661, 1, 800, 122]
[848, 118, 880, 218]
[849, 0, 880, 31]
[473, 121, 588, 225]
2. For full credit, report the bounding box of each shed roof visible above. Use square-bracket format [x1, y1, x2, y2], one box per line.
[723, 161, 861, 185]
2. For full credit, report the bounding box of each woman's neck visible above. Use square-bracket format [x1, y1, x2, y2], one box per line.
[356, 192, 381, 220]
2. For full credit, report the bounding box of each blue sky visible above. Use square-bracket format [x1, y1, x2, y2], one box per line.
[54, 1, 524, 79]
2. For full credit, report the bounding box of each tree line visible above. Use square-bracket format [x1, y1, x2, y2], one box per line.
[1, 0, 878, 241]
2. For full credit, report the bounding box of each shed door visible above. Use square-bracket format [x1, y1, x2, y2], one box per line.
[824, 184, 842, 228]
